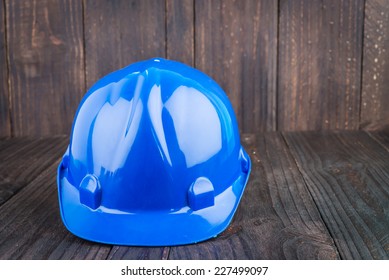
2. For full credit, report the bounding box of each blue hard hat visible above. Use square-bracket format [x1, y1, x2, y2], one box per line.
[57, 58, 251, 246]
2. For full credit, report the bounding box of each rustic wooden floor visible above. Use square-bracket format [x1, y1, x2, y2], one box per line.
[0, 131, 388, 260]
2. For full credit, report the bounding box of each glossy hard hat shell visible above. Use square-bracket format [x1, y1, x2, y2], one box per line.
[57, 58, 251, 246]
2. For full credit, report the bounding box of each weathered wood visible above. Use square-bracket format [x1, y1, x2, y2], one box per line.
[368, 130, 389, 151]
[166, 0, 194, 66]
[3, 0, 389, 135]
[0, 161, 111, 259]
[0, 136, 27, 154]
[195, 0, 277, 133]
[48, 235, 111, 260]
[107, 246, 167, 260]
[278, 0, 364, 131]
[169, 133, 339, 259]
[84, 0, 166, 88]
[0, 137, 166, 260]
[0, 137, 68, 205]
[6, 0, 85, 136]
[0, 2, 10, 137]
[361, 0, 389, 130]
[1, 132, 388, 259]
[284, 131, 389, 259]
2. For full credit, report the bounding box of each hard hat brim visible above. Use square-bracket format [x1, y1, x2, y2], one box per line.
[57, 152, 251, 246]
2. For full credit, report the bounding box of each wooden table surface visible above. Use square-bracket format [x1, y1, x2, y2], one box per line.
[0, 131, 388, 260]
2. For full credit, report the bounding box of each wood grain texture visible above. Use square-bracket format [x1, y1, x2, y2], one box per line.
[195, 0, 277, 133]
[169, 133, 339, 259]
[0, 2, 10, 137]
[368, 130, 389, 151]
[278, 0, 364, 131]
[1, 133, 388, 259]
[107, 246, 167, 260]
[6, 0, 85, 136]
[361, 0, 389, 130]
[0, 137, 168, 260]
[0, 136, 68, 205]
[47, 235, 111, 260]
[0, 161, 112, 260]
[284, 131, 389, 259]
[84, 0, 166, 88]
[166, 0, 194, 66]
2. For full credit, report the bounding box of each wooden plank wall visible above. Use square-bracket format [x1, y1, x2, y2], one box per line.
[195, 0, 278, 132]
[84, 0, 166, 88]
[278, 0, 364, 131]
[0, 0, 388, 137]
[0, 1, 10, 136]
[361, 0, 389, 130]
[5, 0, 84, 136]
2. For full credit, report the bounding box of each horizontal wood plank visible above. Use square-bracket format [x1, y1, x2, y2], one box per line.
[169, 133, 339, 259]
[284, 131, 389, 259]
[0, 137, 68, 205]
[0, 137, 165, 259]
[1, 132, 387, 259]
[368, 130, 389, 151]
[0, 160, 111, 259]
[47, 235, 111, 260]
[107, 246, 167, 260]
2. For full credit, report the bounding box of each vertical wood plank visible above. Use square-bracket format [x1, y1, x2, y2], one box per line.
[361, 0, 389, 130]
[84, 0, 166, 88]
[6, 0, 85, 136]
[166, 0, 194, 66]
[278, 0, 364, 131]
[195, 0, 277, 133]
[0, 1, 10, 136]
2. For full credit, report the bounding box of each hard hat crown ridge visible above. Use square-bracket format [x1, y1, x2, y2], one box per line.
[57, 58, 251, 246]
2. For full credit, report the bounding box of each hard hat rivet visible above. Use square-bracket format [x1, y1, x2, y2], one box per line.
[79, 174, 102, 210]
[188, 177, 215, 211]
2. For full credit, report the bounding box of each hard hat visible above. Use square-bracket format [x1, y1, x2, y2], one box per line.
[57, 58, 251, 246]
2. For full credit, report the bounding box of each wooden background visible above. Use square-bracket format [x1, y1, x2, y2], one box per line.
[0, 0, 388, 137]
